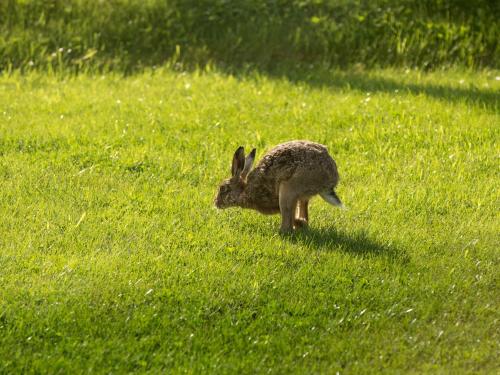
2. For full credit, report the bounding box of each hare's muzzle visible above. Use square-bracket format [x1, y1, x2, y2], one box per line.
[214, 197, 222, 209]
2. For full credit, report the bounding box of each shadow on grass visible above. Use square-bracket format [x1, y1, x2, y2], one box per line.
[252, 68, 499, 113]
[285, 226, 409, 263]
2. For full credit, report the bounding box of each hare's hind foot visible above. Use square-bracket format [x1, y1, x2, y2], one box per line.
[293, 218, 308, 229]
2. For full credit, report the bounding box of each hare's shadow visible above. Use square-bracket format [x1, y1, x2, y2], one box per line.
[285, 227, 409, 262]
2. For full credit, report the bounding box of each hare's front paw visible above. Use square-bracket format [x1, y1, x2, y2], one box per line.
[293, 218, 309, 229]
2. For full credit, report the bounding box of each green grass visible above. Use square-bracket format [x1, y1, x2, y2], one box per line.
[0, 67, 499, 373]
[1, 0, 499, 72]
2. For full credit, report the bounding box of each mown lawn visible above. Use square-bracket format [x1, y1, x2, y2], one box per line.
[0, 68, 498, 373]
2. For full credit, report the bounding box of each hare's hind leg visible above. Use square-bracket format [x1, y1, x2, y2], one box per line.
[279, 184, 299, 233]
[294, 199, 309, 229]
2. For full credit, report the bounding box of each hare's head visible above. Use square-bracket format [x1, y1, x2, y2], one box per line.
[214, 146, 256, 209]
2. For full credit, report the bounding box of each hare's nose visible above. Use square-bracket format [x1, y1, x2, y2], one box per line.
[214, 198, 221, 208]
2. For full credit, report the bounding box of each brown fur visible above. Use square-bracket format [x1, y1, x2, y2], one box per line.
[214, 140, 341, 233]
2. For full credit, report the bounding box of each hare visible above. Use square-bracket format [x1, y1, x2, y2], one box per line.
[214, 140, 343, 233]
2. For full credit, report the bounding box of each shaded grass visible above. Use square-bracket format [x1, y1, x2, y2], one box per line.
[288, 227, 408, 262]
[0, 67, 499, 373]
[1, 0, 499, 73]
[267, 68, 500, 113]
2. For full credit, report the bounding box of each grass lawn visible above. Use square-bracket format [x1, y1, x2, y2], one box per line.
[0, 68, 498, 373]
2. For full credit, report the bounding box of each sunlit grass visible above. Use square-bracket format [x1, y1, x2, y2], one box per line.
[0, 68, 498, 373]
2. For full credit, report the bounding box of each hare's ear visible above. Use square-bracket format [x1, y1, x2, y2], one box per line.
[241, 148, 256, 180]
[231, 146, 245, 177]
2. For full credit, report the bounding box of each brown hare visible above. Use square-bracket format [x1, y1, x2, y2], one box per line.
[214, 140, 343, 233]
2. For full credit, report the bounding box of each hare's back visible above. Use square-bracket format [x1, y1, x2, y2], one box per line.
[255, 141, 338, 185]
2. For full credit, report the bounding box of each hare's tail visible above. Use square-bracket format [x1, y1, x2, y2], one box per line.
[320, 189, 345, 209]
